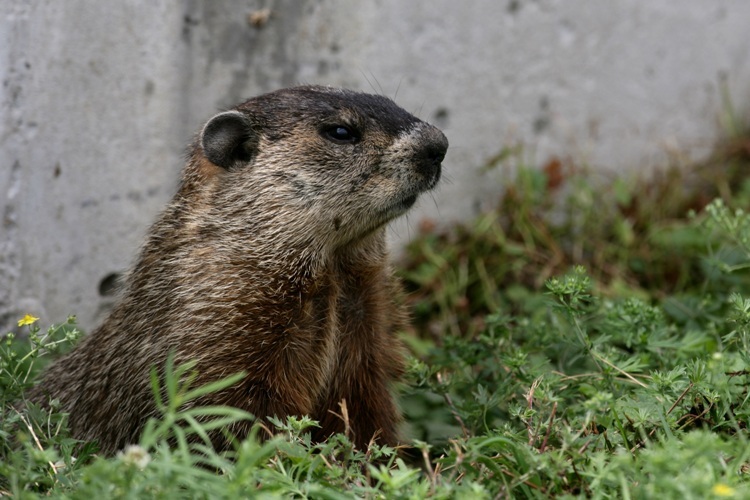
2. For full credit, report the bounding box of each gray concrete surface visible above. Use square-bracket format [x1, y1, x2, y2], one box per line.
[2, 0, 750, 332]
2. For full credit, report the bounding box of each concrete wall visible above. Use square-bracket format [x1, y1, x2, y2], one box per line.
[2, 0, 750, 332]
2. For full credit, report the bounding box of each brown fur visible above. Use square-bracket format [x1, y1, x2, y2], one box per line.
[29, 86, 448, 454]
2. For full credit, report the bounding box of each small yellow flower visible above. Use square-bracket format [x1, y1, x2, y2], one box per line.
[712, 483, 735, 497]
[17, 314, 39, 327]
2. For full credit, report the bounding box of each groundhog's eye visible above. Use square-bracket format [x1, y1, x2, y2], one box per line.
[322, 125, 360, 144]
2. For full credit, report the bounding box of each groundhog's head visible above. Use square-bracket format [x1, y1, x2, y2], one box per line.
[197, 86, 448, 250]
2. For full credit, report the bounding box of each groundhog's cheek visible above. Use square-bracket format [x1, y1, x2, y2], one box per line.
[356, 172, 401, 200]
[374, 158, 418, 193]
[353, 177, 418, 222]
[265, 169, 327, 204]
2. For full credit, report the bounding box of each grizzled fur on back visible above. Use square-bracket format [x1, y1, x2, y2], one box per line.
[29, 86, 448, 454]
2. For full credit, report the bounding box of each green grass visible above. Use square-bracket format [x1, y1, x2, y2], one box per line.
[3, 131, 750, 497]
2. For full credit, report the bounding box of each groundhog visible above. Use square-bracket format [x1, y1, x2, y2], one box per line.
[29, 85, 448, 454]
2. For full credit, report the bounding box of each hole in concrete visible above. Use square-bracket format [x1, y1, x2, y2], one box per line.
[99, 272, 123, 297]
[433, 107, 450, 128]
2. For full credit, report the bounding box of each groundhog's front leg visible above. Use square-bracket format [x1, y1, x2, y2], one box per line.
[312, 274, 407, 450]
[312, 337, 405, 449]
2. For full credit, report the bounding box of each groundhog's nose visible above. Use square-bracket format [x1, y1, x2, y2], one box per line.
[414, 126, 448, 183]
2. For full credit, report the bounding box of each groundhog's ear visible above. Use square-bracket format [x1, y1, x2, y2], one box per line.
[200, 111, 258, 169]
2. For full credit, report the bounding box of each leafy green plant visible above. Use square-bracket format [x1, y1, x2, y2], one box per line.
[399, 187, 750, 497]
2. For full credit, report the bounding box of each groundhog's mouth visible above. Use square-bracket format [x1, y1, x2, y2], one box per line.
[389, 193, 418, 215]
[377, 193, 419, 223]
[400, 194, 418, 208]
